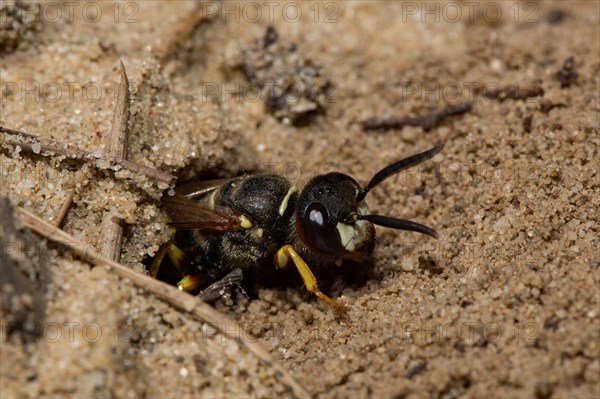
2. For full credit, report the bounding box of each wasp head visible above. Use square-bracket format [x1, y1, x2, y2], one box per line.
[295, 144, 444, 261]
[296, 173, 376, 260]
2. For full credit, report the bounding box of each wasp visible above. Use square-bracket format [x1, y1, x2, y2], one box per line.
[153, 144, 444, 314]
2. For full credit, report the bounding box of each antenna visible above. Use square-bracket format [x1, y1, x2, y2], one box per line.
[356, 214, 439, 238]
[356, 143, 444, 202]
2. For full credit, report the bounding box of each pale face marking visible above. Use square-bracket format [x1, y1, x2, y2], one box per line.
[336, 201, 371, 252]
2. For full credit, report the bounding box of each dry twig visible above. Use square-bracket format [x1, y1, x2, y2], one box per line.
[361, 102, 472, 131]
[15, 206, 310, 398]
[53, 189, 75, 227]
[481, 84, 544, 101]
[107, 61, 131, 161]
[99, 61, 130, 262]
[0, 126, 176, 187]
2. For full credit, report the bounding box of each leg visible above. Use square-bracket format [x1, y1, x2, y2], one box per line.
[150, 228, 181, 277]
[149, 230, 202, 291]
[275, 245, 348, 315]
[149, 242, 174, 277]
[177, 273, 202, 291]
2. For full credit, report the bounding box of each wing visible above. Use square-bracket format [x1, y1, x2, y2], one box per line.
[175, 178, 239, 199]
[162, 194, 243, 231]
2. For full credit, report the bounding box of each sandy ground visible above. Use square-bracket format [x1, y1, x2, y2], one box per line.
[1, 1, 599, 398]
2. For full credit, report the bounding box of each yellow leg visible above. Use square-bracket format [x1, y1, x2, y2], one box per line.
[275, 245, 348, 315]
[177, 274, 202, 291]
[149, 243, 169, 277]
[167, 243, 186, 270]
[149, 229, 201, 291]
[149, 228, 179, 277]
[166, 245, 203, 291]
[149, 241, 186, 275]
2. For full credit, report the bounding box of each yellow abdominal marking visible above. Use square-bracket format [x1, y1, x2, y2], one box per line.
[239, 215, 252, 228]
[279, 186, 298, 216]
[208, 190, 217, 210]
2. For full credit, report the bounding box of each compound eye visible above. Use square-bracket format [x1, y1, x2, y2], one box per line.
[302, 202, 344, 257]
